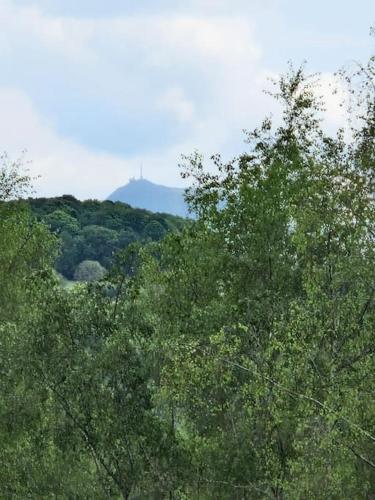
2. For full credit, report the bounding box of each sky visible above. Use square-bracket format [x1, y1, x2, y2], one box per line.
[0, 0, 373, 199]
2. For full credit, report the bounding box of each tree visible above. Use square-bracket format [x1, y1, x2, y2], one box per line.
[0, 155, 183, 496]
[1, 33, 374, 499]
[45, 209, 80, 234]
[11, 275, 185, 498]
[0, 152, 32, 201]
[143, 220, 166, 241]
[74, 260, 106, 282]
[0, 156, 63, 496]
[0, 154, 57, 322]
[22, 196, 186, 278]
[135, 48, 375, 497]
[79, 225, 119, 268]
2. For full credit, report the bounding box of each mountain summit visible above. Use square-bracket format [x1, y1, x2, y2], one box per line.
[107, 178, 189, 217]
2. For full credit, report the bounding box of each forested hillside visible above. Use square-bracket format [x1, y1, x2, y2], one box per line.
[17, 196, 186, 279]
[0, 40, 374, 498]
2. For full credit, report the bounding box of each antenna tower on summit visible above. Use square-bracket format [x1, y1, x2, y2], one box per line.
[140, 163, 143, 180]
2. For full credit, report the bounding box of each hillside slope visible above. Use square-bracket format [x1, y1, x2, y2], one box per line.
[24, 195, 187, 279]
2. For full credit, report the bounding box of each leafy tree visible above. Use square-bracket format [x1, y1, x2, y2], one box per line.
[0, 156, 183, 496]
[0, 152, 32, 201]
[118, 227, 138, 247]
[1, 31, 374, 500]
[74, 259, 106, 282]
[55, 231, 84, 279]
[20, 196, 186, 278]
[45, 209, 80, 234]
[0, 154, 57, 322]
[135, 45, 375, 497]
[10, 275, 185, 498]
[143, 220, 166, 241]
[79, 224, 119, 268]
[0, 156, 62, 496]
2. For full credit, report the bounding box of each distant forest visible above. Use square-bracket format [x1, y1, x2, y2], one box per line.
[17, 195, 187, 279]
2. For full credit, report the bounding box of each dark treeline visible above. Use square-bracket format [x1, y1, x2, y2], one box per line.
[11, 195, 186, 279]
[0, 39, 374, 498]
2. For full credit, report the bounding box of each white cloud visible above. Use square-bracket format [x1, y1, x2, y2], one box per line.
[0, 88, 133, 199]
[0, 1, 261, 66]
[318, 73, 348, 130]
[0, 1, 94, 61]
[140, 16, 261, 66]
[157, 87, 194, 123]
[0, 0, 359, 201]
[0, 2, 271, 198]
[0, 87, 226, 199]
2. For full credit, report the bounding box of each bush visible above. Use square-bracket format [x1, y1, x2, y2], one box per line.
[73, 260, 106, 282]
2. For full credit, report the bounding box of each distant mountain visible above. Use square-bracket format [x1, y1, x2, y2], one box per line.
[107, 178, 190, 217]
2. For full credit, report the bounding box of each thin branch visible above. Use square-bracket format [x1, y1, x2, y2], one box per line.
[199, 477, 273, 498]
[113, 275, 126, 321]
[348, 446, 375, 470]
[220, 357, 375, 445]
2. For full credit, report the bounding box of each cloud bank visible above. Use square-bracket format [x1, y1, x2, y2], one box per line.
[0, 0, 371, 199]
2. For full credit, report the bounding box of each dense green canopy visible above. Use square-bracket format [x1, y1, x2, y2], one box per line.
[17, 195, 186, 279]
[0, 37, 374, 498]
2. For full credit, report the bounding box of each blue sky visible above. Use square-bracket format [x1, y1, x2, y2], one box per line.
[0, 0, 373, 199]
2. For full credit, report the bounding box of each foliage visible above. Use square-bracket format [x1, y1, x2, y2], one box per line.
[137, 44, 375, 497]
[74, 259, 106, 282]
[0, 152, 33, 201]
[1, 32, 374, 499]
[18, 195, 187, 278]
